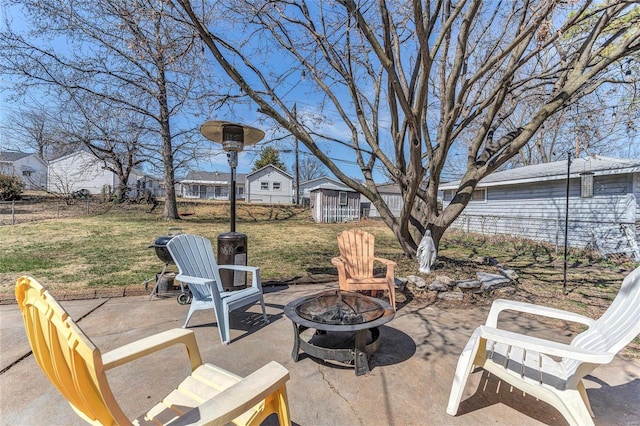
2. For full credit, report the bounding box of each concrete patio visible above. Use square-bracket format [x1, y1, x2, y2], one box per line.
[1, 283, 639, 425]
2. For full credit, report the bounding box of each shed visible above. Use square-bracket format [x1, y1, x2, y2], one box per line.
[310, 185, 361, 223]
[246, 164, 293, 204]
[439, 156, 640, 260]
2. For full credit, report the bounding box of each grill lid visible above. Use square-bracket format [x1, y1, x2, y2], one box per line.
[149, 228, 183, 265]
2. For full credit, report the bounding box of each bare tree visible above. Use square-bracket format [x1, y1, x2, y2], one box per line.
[298, 155, 326, 182]
[174, 0, 640, 256]
[0, 0, 221, 218]
[55, 93, 150, 202]
[1, 103, 62, 160]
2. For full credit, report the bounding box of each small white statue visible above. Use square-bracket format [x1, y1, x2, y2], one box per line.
[416, 230, 437, 274]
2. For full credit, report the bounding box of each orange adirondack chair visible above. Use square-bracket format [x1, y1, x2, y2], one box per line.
[331, 228, 397, 310]
[15, 276, 291, 426]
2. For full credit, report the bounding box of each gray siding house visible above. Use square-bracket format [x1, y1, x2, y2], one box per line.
[365, 183, 403, 218]
[440, 156, 640, 260]
[246, 165, 293, 204]
[298, 176, 346, 206]
[180, 171, 246, 200]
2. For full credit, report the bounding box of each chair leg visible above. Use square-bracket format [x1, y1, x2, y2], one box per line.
[387, 283, 396, 311]
[218, 306, 231, 345]
[274, 385, 291, 426]
[446, 328, 483, 416]
[183, 304, 197, 328]
[551, 389, 595, 426]
[259, 297, 269, 324]
[249, 385, 291, 426]
[577, 380, 595, 418]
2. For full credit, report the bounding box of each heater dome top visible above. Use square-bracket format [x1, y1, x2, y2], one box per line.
[200, 120, 265, 149]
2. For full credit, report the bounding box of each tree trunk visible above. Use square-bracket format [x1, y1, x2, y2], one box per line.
[158, 69, 180, 220]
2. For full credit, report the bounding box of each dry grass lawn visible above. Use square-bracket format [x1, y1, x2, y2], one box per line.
[2, 196, 638, 356]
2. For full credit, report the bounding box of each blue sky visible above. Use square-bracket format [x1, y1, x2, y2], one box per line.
[0, 1, 473, 185]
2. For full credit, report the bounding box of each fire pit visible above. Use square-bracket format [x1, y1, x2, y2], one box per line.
[284, 290, 395, 376]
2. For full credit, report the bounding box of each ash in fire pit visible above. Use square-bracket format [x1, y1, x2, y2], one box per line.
[295, 290, 384, 325]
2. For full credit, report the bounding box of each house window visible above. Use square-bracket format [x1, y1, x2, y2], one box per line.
[273, 182, 281, 190]
[339, 191, 348, 206]
[470, 188, 486, 202]
[261, 182, 269, 190]
[237, 187, 244, 196]
[22, 170, 32, 177]
[581, 172, 594, 198]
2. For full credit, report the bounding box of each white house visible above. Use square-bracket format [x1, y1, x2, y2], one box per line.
[179, 171, 246, 200]
[47, 151, 144, 196]
[246, 165, 293, 204]
[440, 155, 640, 260]
[0, 151, 47, 190]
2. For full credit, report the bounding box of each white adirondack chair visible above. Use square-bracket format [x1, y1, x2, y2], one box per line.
[446, 266, 640, 425]
[167, 234, 269, 345]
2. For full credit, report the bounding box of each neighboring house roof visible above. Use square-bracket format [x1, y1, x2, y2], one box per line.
[0, 152, 37, 162]
[306, 180, 404, 195]
[247, 164, 293, 179]
[310, 183, 358, 193]
[47, 150, 111, 166]
[375, 183, 402, 194]
[300, 176, 344, 187]
[439, 155, 640, 190]
[181, 170, 246, 184]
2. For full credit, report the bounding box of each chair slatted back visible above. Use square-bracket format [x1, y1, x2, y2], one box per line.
[15, 277, 129, 426]
[167, 234, 224, 300]
[565, 266, 640, 371]
[337, 229, 375, 279]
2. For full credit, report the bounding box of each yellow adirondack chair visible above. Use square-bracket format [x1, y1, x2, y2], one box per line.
[331, 228, 397, 310]
[15, 276, 291, 426]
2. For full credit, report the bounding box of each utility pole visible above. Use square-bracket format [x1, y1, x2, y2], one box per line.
[293, 103, 300, 205]
[563, 150, 572, 295]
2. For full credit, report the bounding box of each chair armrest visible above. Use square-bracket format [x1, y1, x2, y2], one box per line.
[485, 299, 596, 328]
[373, 257, 396, 268]
[175, 275, 216, 287]
[373, 257, 396, 280]
[331, 257, 348, 288]
[168, 361, 290, 426]
[217, 265, 262, 290]
[217, 264, 260, 274]
[478, 325, 613, 364]
[102, 328, 203, 372]
[331, 257, 344, 267]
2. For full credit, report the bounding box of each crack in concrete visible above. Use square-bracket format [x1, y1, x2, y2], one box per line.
[317, 365, 365, 425]
[0, 298, 111, 375]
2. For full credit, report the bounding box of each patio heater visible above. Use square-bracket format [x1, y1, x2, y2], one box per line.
[200, 120, 265, 290]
